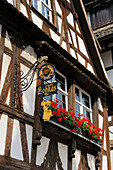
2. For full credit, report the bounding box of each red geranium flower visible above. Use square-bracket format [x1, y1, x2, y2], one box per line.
[63, 117, 67, 120]
[72, 122, 75, 125]
[58, 118, 62, 122]
[49, 99, 52, 102]
[52, 111, 56, 115]
[92, 135, 94, 138]
[89, 132, 91, 135]
[88, 128, 91, 131]
[71, 129, 76, 132]
[56, 100, 59, 103]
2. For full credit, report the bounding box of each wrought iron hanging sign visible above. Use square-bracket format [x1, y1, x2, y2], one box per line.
[12, 56, 57, 106]
[36, 82, 57, 97]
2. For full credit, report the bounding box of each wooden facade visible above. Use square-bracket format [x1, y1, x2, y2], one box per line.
[0, 0, 112, 169]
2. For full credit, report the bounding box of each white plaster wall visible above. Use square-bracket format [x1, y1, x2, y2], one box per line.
[5, 90, 10, 105]
[107, 70, 113, 86]
[11, 119, 23, 160]
[70, 30, 77, 48]
[101, 51, 112, 68]
[78, 36, 89, 58]
[32, 12, 43, 29]
[76, 22, 80, 33]
[36, 136, 50, 165]
[58, 16, 62, 34]
[67, 0, 70, 3]
[103, 131, 107, 151]
[111, 151, 113, 170]
[102, 155, 107, 170]
[87, 63, 95, 74]
[72, 149, 81, 170]
[5, 31, 12, 50]
[70, 48, 76, 59]
[0, 54, 11, 95]
[50, 29, 60, 44]
[20, 3, 28, 18]
[98, 115, 103, 130]
[78, 53, 85, 66]
[68, 31, 72, 44]
[55, 0, 62, 16]
[98, 98, 103, 112]
[87, 154, 96, 170]
[0, 114, 8, 155]
[20, 64, 36, 116]
[62, 41, 67, 51]
[67, 13, 74, 27]
[25, 124, 33, 163]
[7, 0, 13, 5]
[58, 142, 68, 170]
[20, 46, 37, 64]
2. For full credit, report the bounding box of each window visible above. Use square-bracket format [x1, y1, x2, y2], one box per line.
[31, 0, 52, 21]
[44, 71, 68, 110]
[75, 86, 92, 121]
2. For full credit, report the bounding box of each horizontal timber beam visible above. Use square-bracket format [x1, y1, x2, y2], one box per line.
[0, 102, 34, 125]
[0, 155, 50, 170]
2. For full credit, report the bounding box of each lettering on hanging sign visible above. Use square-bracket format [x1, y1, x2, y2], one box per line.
[36, 82, 57, 96]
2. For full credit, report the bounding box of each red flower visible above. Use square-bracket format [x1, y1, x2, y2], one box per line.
[71, 129, 76, 132]
[69, 108, 73, 110]
[52, 111, 56, 115]
[49, 99, 52, 102]
[92, 135, 94, 138]
[89, 132, 91, 135]
[78, 124, 81, 127]
[63, 117, 67, 120]
[85, 125, 87, 127]
[72, 122, 75, 125]
[88, 128, 91, 131]
[78, 113, 81, 116]
[56, 110, 61, 116]
[54, 103, 58, 107]
[56, 100, 59, 103]
[59, 105, 62, 108]
[58, 118, 62, 122]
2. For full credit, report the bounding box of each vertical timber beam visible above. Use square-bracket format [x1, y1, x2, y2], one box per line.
[92, 95, 99, 127]
[103, 100, 111, 170]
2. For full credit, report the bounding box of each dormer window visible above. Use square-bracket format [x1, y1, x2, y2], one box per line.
[31, 0, 52, 21]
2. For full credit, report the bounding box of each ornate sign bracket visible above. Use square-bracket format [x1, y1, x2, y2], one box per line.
[12, 56, 56, 106]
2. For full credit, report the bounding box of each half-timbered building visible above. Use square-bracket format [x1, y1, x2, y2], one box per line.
[0, 0, 112, 169]
[83, 0, 113, 169]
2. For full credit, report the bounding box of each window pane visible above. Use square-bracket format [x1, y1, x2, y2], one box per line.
[42, 4, 45, 17]
[56, 91, 66, 108]
[75, 87, 80, 101]
[55, 72, 65, 91]
[75, 102, 80, 117]
[32, 0, 38, 10]
[46, 9, 50, 20]
[83, 108, 90, 119]
[43, 95, 52, 102]
[82, 92, 89, 108]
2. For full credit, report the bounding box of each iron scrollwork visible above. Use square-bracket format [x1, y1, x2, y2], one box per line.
[12, 56, 55, 106]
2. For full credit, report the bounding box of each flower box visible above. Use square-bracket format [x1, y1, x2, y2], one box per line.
[42, 100, 104, 145]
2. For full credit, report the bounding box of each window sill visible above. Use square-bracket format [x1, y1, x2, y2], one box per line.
[31, 6, 58, 33]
